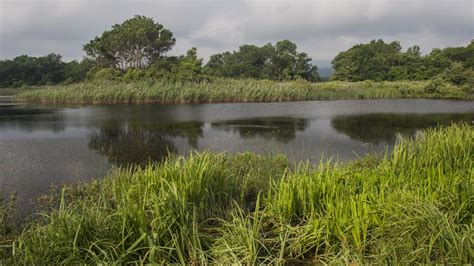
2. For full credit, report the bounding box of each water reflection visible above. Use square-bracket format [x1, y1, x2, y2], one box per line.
[0, 105, 58, 119]
[0, 105, 65, 133]
[211, 117, 309, 143]
[1, 100, 473, 218]
[88, 120, 204, 166]
[331, 113, 474, 144]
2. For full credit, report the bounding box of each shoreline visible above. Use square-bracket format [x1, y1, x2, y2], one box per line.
[11, 79, 474, 104]
[1, 124, 472, 264]
[15, 96, 473, 105]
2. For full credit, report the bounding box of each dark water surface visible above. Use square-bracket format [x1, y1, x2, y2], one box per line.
[0, 98, 473, 215]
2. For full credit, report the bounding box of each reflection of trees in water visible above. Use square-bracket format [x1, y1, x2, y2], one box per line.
[88, 121, 204, 166]
[0, 105, 57, 118]
[331, 113, 473, 144]
[0, 105, 65, 133]
[211, 117, 309, 143]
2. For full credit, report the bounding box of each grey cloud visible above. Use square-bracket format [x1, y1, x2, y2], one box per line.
[1, 0, 472, 66]
[1, 0, 236, 60]
[241, 1, 472, 54]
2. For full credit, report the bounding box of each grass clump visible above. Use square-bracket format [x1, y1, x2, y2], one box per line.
[0, 194, 16, 260]
[15, 78, 473, 104]
[2, 124, 473, 264]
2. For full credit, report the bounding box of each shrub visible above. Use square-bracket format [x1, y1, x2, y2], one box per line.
[122, 68, 146, 81]
[91, 68, 123, 81]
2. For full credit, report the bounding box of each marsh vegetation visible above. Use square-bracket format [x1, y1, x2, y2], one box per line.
[16, 78, 473, 104]
[1, 124, 472, 264]
[1, 14, 473, 265]
[1, 16, 472, 104]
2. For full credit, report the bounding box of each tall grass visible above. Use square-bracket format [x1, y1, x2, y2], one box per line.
[2, 124, 473, 264]
[0, 194, 15, 260]
[16, 78, 473, 104]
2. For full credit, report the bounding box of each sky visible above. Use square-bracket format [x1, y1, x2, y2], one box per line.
[0, 0, 473, 67]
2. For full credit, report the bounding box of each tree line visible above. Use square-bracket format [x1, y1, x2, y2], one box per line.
[0, 15, 472, 87]
[331, 39, 473, 85]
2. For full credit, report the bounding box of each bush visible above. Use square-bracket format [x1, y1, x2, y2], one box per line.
[91, 68, 123, 81]
[424, 77, 445, 94]
[122, 68, 146, 81]
[440, 63, 472, 85]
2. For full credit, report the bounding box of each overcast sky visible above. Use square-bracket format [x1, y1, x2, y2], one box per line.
[1, 0, 473, 67]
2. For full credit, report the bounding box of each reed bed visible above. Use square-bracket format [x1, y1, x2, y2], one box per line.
[1, 124, 473, 264]
[16, 78, 473, 104]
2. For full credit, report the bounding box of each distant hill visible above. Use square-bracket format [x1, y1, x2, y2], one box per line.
[318, 67, 334, 78]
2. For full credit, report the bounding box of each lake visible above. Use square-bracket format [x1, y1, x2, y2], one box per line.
[0, 98, 473, 216]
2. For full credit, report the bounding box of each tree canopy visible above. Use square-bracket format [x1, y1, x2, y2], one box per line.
[205, 40, 320, 82]
[170, 48, 204, 82]
[2, 15, 472, 88]
[331, 39, 474, 82]
[83, 15, 176, 70]
[0, 54, 94, 87]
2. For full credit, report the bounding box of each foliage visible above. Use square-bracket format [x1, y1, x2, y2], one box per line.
[331, 39, 474, 84]
[205, 40, 320, 82]
[81, 48, 207, 83]
[2, 20, 472, 87]
[63, 59, 94, 83]
[122, 68, 146, 81]
[440, 40, 474, 68]
[439, 62, 474, 86]
[3, 124, 473, 264]
[16, 78, 473, 104]
[0, 55, 94, 88]
[0, 194, 15, 259]
[83, 15, 175, 70]
[332, 39, 403, 81]
[169, 48, 207, 82]
[0, 54, 65, 87]
[89, 68, 122, 81]
[2, 18, 473, 88]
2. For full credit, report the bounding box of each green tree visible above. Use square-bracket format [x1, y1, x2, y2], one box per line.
[64, 59, 94, 83]
[331, 39, 473, 82]
[387, 45, 424, 80]
[170, 47, 205, 82]
[144, 56, 179, 79]
[439, 62, 472, 85]
[83, 15, 176, 70]
[331, 39, 402, 81]
[205, 40, 319, 82]
[439, 40, 474, 68]
[0, 53, 65, 87]
[420, 48, 452, 79]
[205, 52, 233, 77]
[273, 40, 319, 81]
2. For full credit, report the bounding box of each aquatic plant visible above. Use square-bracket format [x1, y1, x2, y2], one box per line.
[16, 78, 473, 104]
